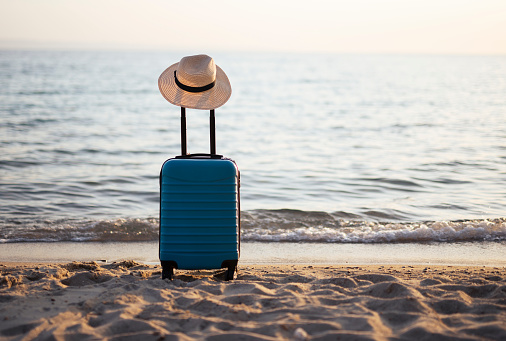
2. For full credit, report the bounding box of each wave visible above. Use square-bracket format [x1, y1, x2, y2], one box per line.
[1, 210, 505, 244]
[242, 210, 506, 243]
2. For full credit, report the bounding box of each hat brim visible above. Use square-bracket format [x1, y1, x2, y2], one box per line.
[158, 62, 231, 110]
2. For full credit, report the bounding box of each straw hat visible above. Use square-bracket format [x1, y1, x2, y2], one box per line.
[158, 54, 231, 110]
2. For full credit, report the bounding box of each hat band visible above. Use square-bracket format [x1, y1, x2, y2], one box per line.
[174, 71, 216, 93]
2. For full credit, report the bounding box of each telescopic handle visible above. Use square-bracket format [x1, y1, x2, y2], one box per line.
[180, 108, 217, 156]
[210, 109, 216, 155]
[181, 107, 187, 155]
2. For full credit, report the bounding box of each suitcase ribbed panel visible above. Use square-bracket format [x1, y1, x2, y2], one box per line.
[159, 159, 239, 270]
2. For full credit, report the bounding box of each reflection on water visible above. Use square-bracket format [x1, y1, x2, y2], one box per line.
[1, 51, 506, 228]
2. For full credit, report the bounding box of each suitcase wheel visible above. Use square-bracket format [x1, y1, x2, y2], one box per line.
[162, 266, 173, 280]
[221, 260, 238, 281]
[225, 266, 236, 281]
[161, 261, 177, 280]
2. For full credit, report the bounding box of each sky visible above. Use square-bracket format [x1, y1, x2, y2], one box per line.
[0, 0, 505, 55]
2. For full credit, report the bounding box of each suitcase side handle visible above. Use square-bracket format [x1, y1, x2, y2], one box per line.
[180, 107, 217, 156]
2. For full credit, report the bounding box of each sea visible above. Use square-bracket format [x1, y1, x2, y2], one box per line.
[1, 50, 505, 262]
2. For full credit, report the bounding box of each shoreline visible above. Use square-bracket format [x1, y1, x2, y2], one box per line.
[1, 241, 505, 266]
[1, 262, 505, 340]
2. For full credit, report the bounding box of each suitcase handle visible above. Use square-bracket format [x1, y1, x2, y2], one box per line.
[180, 107, 217, 156]
[174, 153, 223, 159]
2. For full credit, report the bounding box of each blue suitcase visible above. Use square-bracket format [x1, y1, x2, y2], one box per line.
[159, 108, 240, 280]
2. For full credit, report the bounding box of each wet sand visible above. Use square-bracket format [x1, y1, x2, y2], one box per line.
[1, 241, 505, 266]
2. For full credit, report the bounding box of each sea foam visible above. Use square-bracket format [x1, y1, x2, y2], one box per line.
[1, 211, 504, 243]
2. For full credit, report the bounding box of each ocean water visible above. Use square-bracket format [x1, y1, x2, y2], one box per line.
[1, 50, 505, 244]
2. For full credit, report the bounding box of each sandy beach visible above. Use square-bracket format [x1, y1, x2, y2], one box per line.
[1, 261, 505, 340]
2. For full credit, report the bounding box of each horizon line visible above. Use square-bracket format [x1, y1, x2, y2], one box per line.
[1, 46, 505, 58]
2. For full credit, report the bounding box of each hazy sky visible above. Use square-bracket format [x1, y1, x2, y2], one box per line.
[1, 0, 505, 54]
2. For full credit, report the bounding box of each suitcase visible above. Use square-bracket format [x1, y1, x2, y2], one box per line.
[159, 107, 240, 280]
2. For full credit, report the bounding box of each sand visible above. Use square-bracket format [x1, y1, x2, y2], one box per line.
[1, 262, 505, 340]
[2, 242, 506, 266]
